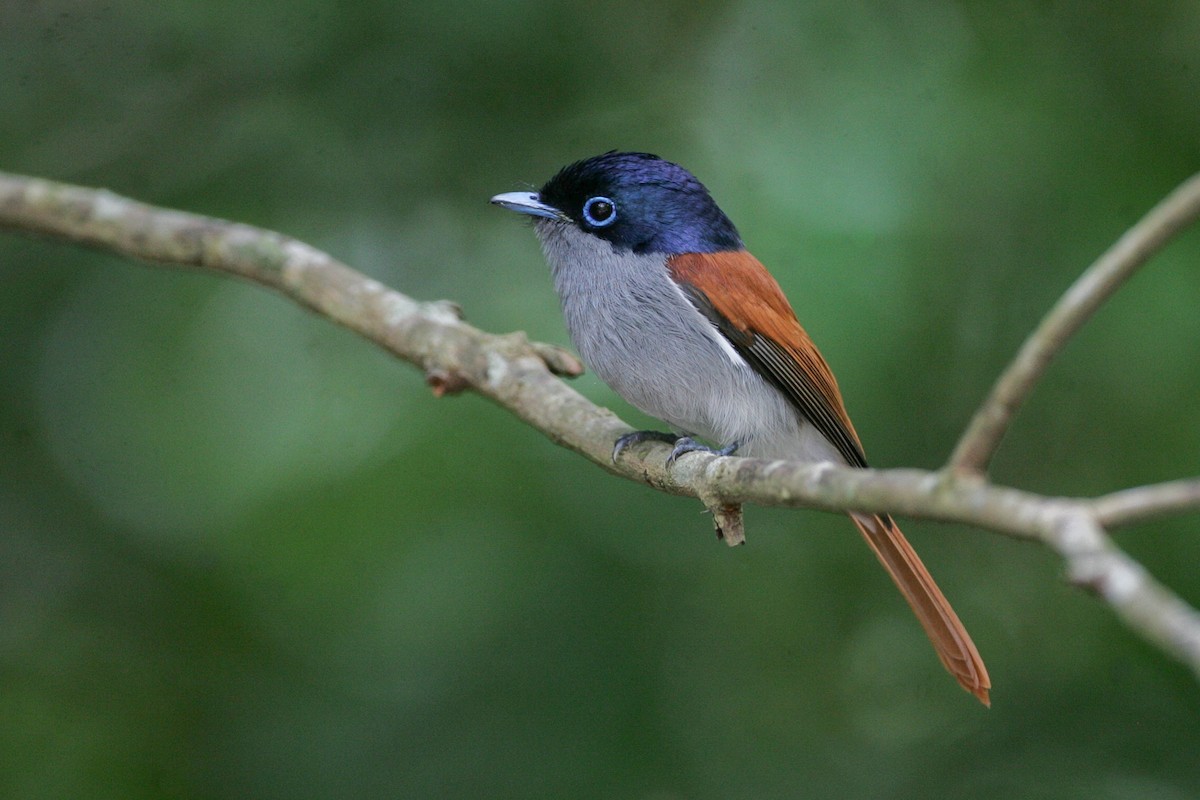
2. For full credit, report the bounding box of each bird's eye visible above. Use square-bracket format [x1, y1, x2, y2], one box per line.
[582, 196, 617, 227]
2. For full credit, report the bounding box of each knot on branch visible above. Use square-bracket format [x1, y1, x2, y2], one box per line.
[426, 367, 470, 397]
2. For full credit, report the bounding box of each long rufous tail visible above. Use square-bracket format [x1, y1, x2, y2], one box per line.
[849, 512, 991, 706]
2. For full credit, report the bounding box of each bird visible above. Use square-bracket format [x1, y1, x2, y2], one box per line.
[491, 151, 990, 705]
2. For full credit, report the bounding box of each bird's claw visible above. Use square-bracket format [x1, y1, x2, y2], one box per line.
[612, 430, 678, 463]
[612, 430, 742, 465]
[666, 437, 741, 465]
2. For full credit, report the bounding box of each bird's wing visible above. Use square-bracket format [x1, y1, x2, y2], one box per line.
[667, 250, 868, 469]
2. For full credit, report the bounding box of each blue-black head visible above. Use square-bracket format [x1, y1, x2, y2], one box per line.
[492, 152, 742, 255]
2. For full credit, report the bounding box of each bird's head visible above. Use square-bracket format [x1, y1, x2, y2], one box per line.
[491, 151, 742, 255]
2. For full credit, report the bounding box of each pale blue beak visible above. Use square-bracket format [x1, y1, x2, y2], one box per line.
[490, 191, 570, 222]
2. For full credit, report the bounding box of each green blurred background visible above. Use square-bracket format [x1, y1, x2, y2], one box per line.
[2, 1, 1199, 797]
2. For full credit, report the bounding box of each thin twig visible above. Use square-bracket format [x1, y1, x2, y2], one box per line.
[1045, 510, 1200, 678]
[4, 170, 1200, 684]
[948, 172, 1200, 475]
[1091, 478, 1200, 529]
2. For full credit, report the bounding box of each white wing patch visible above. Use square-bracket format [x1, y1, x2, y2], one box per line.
[666, 278, 746, 368]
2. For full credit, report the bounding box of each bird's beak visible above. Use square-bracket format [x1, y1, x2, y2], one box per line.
[490, 191, 570, 222]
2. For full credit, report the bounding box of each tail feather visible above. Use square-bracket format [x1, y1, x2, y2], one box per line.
[849, 512, 991, 706]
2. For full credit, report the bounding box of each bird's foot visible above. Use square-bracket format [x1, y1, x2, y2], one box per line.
[612, 430, 742, 465]
[665, 437, 742, 465]
[612, 430, 678, 463]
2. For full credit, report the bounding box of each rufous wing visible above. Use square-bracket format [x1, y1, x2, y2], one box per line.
[667, 251, 867, 468]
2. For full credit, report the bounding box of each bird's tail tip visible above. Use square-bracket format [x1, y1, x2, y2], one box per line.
[849, 512, 992, 707]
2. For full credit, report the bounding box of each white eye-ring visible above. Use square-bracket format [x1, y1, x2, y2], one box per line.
[582, 196, 617, 227]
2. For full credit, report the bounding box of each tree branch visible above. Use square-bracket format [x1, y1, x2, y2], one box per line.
[948, 172, 1200, 475]
[4, 170, 1200, 684]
